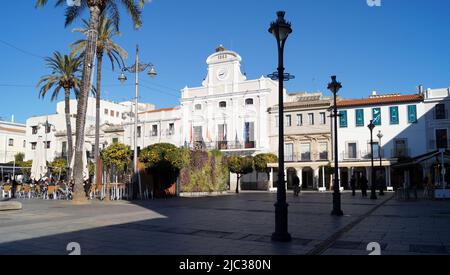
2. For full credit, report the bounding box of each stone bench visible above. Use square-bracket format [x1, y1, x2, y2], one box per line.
[0, 201, 22, 211]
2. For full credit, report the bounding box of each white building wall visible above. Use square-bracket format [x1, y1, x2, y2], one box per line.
[337, 100, 426, 161]
[180, 46, 281, 154]
[0, 121, 26, 163]
[423, 87, 450, 152]
[25, 97, 153, 162]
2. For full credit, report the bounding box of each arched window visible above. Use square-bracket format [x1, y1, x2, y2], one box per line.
[195, 104, 202, 110]
[245, 98, 254, 105]
[219, 101, 227, 108]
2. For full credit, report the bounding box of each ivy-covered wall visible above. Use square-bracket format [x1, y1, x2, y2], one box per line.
[179, 150, 229, 193]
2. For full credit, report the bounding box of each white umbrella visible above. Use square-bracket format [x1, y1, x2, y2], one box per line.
[70, 143, 89, 181]
[30, 136, 48, 181]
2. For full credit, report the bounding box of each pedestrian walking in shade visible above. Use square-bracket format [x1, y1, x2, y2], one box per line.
[293, 174, 300, 197]
[350, 174, 356, 196]
[360, 175, 368, 197]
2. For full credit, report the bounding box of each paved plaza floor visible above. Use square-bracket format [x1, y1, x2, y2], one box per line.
[0, 191, 449, 255]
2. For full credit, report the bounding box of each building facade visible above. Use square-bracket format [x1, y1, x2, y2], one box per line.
[336, 92, 426, 188]
[0, 120, 26, 163]
[25, 97, 155, 162]
[180, 45, 280, 156]
[133, 107, 183, 151]
[268, 92, 333, 190]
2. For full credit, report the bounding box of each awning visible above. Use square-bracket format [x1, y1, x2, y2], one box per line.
[391, 150, 450, 168]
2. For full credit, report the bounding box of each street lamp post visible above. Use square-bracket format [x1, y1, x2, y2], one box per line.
[328, 76, 344, 216]
[119, 45, 157, 200]
[368, 120, 377, 200]
[268, 11, 293, 242]
[377, 130, 384, 195]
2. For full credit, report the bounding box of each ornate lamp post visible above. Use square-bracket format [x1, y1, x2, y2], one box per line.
[377, 130, 384, 195]
[328, 76, 344, 216]
[119, 45, 157, 200]
[268, 11, 293, 242]
[368, 120, 378, 200]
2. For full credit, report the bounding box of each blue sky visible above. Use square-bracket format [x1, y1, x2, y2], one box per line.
[0, 0, 449, 123]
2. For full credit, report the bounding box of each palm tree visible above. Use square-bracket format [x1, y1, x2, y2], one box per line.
[36, 0, 148, 203]
[71, 16, 127, 191]
[37, 51, 82, 170]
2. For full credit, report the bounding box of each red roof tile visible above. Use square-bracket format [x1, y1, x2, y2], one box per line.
[140, 107, 179, 114]
[337, 94, 423, 108]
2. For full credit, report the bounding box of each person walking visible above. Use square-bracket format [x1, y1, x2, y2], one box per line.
[293, 174, 300, 197]
[360, 175, 368, 197]
[350, 174, 356, 196]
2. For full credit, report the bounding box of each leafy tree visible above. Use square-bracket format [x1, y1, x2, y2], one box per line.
[101, 143, 132, 200]
[37, 51, 82, 168]
[36, 0, 150, 203]
[14, 153, 25, 163]
[227, 156, 254, 194]
[20, 160, 33, 179]
[49, 157, 68, 180]
[253, 153, 278, 181]
[140, 143, 189, 196]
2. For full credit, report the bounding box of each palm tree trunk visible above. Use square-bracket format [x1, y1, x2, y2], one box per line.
[94, 54, 103, 191]
[73, 6, 100, 203]
[64, 87, 73, 173]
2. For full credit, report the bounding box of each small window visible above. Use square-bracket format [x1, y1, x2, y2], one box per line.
[104, 109, 108, 115]
[45, 124, 51, 134]
[23, 140, 26, 148]
[195, 104, 202, 110]
[286, 115, 292, 127]
[219, 101, 227, 108]
[137, 126, 142, 138]
[8, 139, 14, 147]
[308, 113, 315, 125]
[112, 138, 119, 144]
[320, 112, 326, 125]
[356, 109, 365, 127]
[110, 110, 114, 117]
[46, 141, 51, 149]
[407, 105, 417, 123]
[32, 126, 38, 135]
[435, 104, 446, 120]
[297, 114, 303, 126]
[390, 106, 399, 125]
[245, 98, 254, 105]
[116, 112, 120, 118]
[169, 123, 175, 135]
[31, 142, 37, 150]
[339, 110, 347, 128]
[152, 125, 158, 136]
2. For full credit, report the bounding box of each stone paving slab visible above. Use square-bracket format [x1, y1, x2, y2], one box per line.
[0, 192, 449, 255]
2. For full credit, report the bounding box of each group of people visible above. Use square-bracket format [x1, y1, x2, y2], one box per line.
[349, 174, 385, 197]
[288, 173, 386, 197]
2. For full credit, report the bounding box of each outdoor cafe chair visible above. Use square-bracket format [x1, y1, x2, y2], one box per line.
[22, 185, 32, 199]
[1, 185, 12, 198]
[46, 186, 57, 200]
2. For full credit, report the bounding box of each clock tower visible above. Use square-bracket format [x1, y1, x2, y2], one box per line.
[202, 45, 247, 92]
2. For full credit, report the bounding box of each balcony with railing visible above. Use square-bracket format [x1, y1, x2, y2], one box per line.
[189, 140, 257, 151]
[341, 149, 385, 161]
[284, 152, 329, 163]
